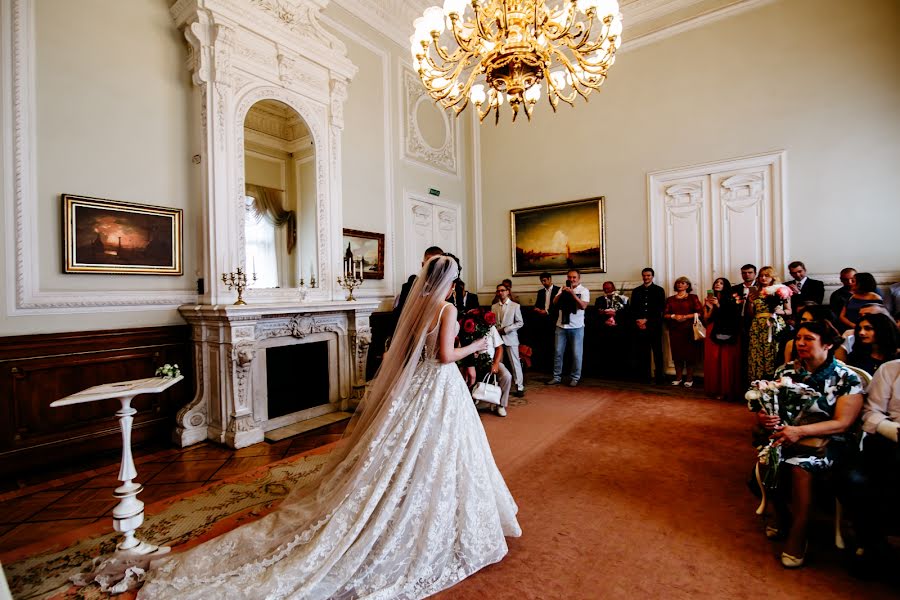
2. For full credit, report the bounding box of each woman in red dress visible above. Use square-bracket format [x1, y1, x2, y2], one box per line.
[702, 277, 742, 400]
[664, 276, 703, 387]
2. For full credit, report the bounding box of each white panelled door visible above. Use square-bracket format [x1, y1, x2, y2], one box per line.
[649, 151, 785, 293]
[403, 194, 462, 282]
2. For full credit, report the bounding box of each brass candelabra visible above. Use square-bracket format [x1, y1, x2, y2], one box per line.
[337, 272, 363, 301]
[222, 268, 256, 305]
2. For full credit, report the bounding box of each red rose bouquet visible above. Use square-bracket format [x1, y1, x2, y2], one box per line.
[458, 307, 496, 369]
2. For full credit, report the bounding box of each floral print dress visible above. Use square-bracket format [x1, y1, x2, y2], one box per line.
[748, 297, 784, 381]
[772, 359, 864, 472]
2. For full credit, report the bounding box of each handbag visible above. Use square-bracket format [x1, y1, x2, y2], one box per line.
[692, 314, 707, 341]
[471, 372, 502, 405]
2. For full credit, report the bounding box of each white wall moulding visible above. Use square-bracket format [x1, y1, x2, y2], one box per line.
[401, 66, 459, 177]
[0, 0, 198, 315]
[319, 12, 396, 301]
[648, 150, 786, 295]
[331, 0, 431, 47]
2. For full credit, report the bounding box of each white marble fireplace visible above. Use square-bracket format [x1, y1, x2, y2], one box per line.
[175, 301, 376, 448]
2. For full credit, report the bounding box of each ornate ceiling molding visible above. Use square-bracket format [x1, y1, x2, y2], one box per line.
[401, 68, 457, 176]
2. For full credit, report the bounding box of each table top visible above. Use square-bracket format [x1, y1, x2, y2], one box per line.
[50, 375, 184, 407]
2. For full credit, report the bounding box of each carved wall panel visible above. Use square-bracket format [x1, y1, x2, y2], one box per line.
[401, 68, 458, 176]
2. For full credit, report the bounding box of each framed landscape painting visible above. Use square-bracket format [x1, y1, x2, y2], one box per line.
[510, 197, 606, 276]
[342, 228, 385, 280]
[62, 194, 183, 275]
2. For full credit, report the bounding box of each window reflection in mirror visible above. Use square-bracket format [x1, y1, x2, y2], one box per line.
[243, 99, 316, 289]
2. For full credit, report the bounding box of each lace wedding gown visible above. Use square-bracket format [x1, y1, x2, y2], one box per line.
[139, 313, 521, 599]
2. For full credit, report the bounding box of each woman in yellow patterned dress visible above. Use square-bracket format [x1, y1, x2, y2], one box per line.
[747, 266, 790, 381]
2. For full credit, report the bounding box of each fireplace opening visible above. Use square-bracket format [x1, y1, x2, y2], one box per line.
[265, 341, 329, 419]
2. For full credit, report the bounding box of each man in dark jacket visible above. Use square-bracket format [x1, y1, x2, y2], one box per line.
[452, 279, 480, 314]
[630, 268, 666, 383]
[532, 272, 560, 372]
[787, 260, 825, 318]
[392, 246, 444, 323]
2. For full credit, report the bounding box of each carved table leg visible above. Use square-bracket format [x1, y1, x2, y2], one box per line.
[111, 395, 170, 557]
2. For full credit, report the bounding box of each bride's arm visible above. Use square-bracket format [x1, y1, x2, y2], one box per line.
[437, 304, 489, 364]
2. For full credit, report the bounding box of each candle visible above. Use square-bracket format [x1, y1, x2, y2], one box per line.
[252, 256, 256, 275]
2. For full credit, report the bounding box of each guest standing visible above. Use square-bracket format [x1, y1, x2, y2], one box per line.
[452, 278, 480, 314]
[549, 269, 589, 387]
[492, 283, 526, 397]
[786, 260, 825, 318]
[731, 263, 757, 384]
[532, 272, 561, 372]
[747, 266, 790, 381]
[664, 276, 703, 387]
[631, 268, 666, 383]
[702, 277, 742, 400]
[594, 281, 629, 378]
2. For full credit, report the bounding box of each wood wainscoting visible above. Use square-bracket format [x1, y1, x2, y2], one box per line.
[0, 326, 193, 480]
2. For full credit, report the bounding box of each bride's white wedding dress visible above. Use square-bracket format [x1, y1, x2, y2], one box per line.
[138, 307, 520, 599]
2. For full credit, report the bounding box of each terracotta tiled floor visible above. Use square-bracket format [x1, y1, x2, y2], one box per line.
[0, 421, 348, 555]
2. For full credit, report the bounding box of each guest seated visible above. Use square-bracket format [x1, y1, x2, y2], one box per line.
[754, 321, 864, 567]
[782, 304, 839, 365]
[845, 313, 900, 374]
[840, 358, 900, 573]
[839, 272, 884, 330]
[463, 324, 512, 417]
[836, 304, 893, 361]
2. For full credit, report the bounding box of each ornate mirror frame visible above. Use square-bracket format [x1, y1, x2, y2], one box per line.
[172, 0, 356, 305]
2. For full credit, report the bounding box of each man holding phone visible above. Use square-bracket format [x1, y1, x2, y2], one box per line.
[549, 269, 590, 387]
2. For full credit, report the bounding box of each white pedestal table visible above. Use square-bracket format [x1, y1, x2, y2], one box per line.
[51, 375, 183, 558]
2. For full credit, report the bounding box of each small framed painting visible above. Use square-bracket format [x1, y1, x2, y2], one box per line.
[342, 228, 385, 280]
[510, 196, 606, 276]
[62, 194, 183, 275]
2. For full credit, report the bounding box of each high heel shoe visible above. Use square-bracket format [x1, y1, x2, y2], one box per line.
[781, 543, 808, 568]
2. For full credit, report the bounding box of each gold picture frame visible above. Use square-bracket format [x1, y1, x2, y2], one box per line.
[510, 196, 606, 276]
[342, 228, 385, 280]
[62, 194, 183, 275]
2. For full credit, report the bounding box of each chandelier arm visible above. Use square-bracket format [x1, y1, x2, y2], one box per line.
[472, 1, 496, 44]
[446, 15, 479, 54]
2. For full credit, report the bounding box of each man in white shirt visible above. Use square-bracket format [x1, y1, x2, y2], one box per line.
[549, 269, 590, 387]
[492, 283, 525, 397]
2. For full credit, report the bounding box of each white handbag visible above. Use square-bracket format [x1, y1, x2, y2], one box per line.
[693, 313, 707, 341]
[471, 372, 502, 405]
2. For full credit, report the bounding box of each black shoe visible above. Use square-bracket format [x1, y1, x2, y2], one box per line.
[513, 389, 525, 397]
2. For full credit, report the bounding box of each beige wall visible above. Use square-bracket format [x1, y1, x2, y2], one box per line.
[478, 0, 900, 295]
[325, 4, 472, 299]
[0, 0, 197, 335]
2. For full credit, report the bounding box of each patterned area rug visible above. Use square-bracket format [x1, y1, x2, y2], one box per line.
[1, 447, 333, 599]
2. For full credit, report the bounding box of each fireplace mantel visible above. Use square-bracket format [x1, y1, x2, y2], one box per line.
[175, 300, 378, 448]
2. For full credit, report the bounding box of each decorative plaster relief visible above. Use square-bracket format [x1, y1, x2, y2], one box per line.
[402, 69, 457, 175]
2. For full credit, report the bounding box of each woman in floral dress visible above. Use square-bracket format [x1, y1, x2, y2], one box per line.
[750, 320, 863, 567]
[747, 266, 790, 381]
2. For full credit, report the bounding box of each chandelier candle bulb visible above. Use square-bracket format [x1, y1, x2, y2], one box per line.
[413, 0, 623, 123]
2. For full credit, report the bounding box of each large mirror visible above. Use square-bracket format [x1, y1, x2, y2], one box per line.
[243, 99, 317, 289]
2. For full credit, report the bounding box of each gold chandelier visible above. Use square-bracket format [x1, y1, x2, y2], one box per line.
[411, 0, 623, 123]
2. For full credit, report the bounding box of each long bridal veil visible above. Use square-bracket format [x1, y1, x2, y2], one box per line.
[133, 254, 488, 598]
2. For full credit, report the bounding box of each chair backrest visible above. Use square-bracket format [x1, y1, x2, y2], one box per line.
[845, 364, 873, 390]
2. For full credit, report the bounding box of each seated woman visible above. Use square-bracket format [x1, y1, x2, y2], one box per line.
[753, 321, 864, 567]
[782, 304, 839, 365]
[702, 277, 742, 400]
[846, 313, 900, 374]
[839, 272, 884, 330]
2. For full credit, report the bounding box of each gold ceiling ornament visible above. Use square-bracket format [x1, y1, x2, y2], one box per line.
[411, 0, 623, 124]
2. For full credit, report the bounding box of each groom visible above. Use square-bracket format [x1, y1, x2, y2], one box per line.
[393, 246, 444, 323]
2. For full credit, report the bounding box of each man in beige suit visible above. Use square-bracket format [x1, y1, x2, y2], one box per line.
[492, 283, 525, 397]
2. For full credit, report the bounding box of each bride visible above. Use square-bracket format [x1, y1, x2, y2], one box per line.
[137, 254, 521, 599]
